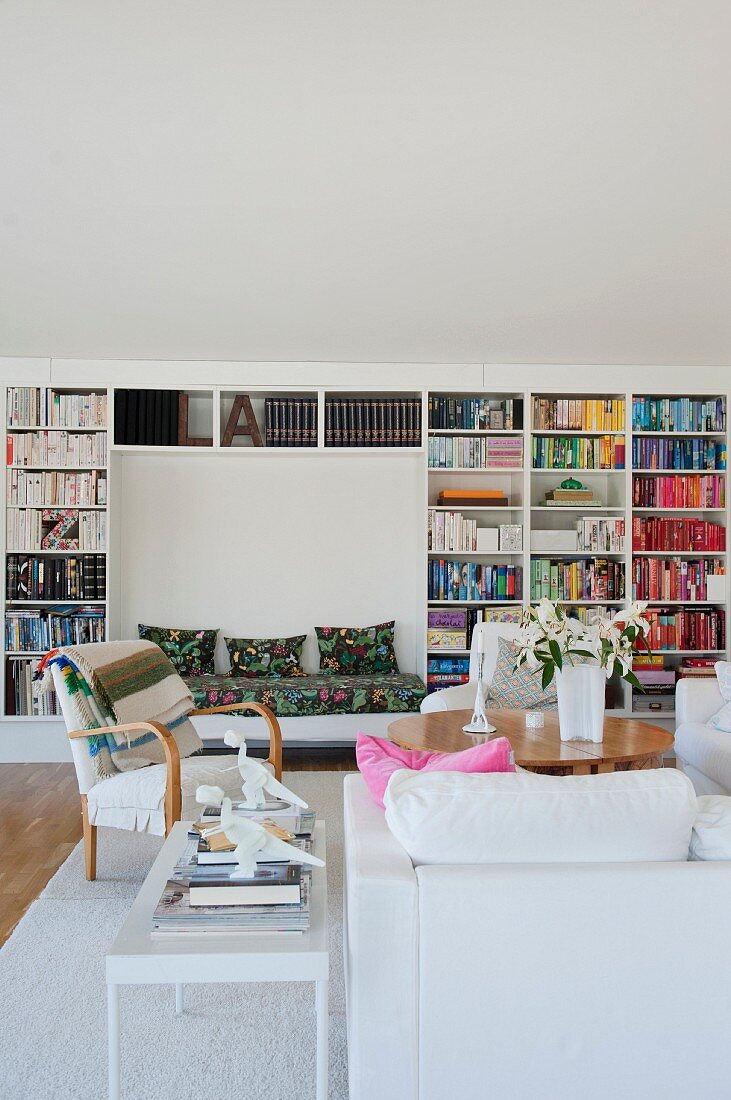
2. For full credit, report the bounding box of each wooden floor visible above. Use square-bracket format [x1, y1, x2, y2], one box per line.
[0, 749, 356, 950]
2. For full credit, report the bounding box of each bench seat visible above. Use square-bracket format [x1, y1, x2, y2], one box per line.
[184, 671, 427, 718]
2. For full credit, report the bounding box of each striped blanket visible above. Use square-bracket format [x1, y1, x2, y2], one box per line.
[40, 641, 202, 781]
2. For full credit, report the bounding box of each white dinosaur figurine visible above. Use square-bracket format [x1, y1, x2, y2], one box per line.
[222, 728, 309, 810]
[196, 792, 325, 880]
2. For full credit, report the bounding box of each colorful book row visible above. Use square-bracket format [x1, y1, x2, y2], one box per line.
[6, 388, 107, 429]
[631, 474, 725, 509]
[428, 397, 521, 431]
[428, 436, 523, 470]
[5, 606, 106, 652]
[631, 518, 726, 553]
[532, 398, 625, 432]
[532, 436, 625, 470]
[632, 558, 725, 602]
[631, 438, 726, 471]
[642, 608, 725, 652]
[530, 559, 625, 602]
[427, 560, 522, 602]
[632, 397, 725, 434]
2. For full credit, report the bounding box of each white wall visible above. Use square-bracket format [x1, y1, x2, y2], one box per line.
[0, 1, 729, 365]
[118, 451, 423, 675]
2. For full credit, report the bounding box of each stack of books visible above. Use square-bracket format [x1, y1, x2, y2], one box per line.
[426, 656, 470, 693]
[152, 806, 317, 936]
[676, 657, 719, 679]
[436, 488, 510, 507]
[631, 656, 676, 714]
[541, 485, 598, 508]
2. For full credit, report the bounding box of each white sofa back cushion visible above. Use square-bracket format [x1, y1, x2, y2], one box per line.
[384, 767, 698, 866]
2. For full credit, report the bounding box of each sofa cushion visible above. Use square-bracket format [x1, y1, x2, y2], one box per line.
[384, 768, 697, 866]
[186, 672, 426, 716]
[706, 661, 731, 732]
[138, 623, 217, 675]
[675, 722, 731, 794]
[488, 636, 558, 710]
[356, 733, 515, 808]
[690, 795, 731, 860]
[315, 621, 399, 675]
[225, 635, 307, 678]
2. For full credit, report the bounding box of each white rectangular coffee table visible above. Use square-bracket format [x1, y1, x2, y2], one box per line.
[106, 821, 329, 1100]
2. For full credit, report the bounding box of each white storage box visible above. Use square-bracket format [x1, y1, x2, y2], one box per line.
[476, 528, 499, 552]
[706, 574, 726, 602]
[530, 529, 578, 552]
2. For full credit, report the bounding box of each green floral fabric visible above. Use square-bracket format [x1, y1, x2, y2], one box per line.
[138, 623, 217, 676]
[185, 672, 425, 717]
[226, 635, 307, 678]
[315, 620, 399, 675]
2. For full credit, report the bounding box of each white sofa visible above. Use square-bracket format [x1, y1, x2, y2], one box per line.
[675, 676, 731, 794]
[343, 771, 731, 1100]
[421, 621, 523, 713]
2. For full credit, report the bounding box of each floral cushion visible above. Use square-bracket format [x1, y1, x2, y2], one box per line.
[488, 635, 557, 711]
[315, 620, 399, 675]
[138, 623, 217, 676]
[226, 635, 307, 678]
[185, 672, 425, 717]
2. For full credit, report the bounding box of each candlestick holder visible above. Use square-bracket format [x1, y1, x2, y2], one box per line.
[462, 653, 497, 735]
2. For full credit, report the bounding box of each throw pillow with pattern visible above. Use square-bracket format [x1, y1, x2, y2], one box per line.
[226, 635, 307, 678]
[138, 624, 217, 676]
[315, 620, 399, 675]
[488, 635, 558, 710]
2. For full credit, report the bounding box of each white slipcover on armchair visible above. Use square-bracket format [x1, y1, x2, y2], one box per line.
[675, 676, 731, 795]
[421, 621, 523, 713]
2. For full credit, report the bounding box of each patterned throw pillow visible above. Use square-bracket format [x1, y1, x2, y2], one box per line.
[138, 624, 217, 676]
[488, 635, 558, 710]
[315, 620, 399, 675]
[226, 636, 307, 679]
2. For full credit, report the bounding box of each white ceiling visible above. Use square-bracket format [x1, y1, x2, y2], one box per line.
[0, 0, 729, 365]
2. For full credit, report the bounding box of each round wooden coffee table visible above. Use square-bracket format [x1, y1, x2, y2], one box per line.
[389, 709, 674, 775]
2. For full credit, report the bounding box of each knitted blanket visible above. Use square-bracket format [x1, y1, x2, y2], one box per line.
[40, 641, 202, 781]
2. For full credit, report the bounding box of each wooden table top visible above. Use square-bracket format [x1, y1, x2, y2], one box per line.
[388, 709, 674, 769]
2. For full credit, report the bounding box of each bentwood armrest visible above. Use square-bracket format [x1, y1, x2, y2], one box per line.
[67, 721, 182, 831]
[189, 701, 283, 779]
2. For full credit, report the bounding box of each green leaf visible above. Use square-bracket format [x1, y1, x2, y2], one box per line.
[623, 670, 642, 691]
[548, 639, 563, 670]
[542, 663, 555, 691]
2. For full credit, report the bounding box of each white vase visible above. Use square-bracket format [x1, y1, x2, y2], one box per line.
[555, 664, 605, 743]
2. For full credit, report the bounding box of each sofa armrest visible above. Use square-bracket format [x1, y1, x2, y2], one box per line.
[676, 677, 723, 727]
[420, 681, 476, 713]
[343, 774, 419, 1100]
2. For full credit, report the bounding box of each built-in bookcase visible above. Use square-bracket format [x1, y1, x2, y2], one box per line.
[3, 385, 110, 718]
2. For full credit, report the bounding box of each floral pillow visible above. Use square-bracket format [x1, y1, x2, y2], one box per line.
[488, 635, 557, 710]
[315, 620, 399, 675]
[138, 624, 217, 676]
[226, 636, 307, 678]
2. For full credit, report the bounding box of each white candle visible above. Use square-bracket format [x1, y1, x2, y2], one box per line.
[477, 628, 484, 657]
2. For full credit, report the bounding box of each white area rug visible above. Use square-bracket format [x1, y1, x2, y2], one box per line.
[0, 770, 351, 1100]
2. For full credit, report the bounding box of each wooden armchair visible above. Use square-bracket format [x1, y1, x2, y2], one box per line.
[53, 660, 282, 881]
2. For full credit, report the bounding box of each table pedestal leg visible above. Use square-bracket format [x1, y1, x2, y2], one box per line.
[316, 980, 328, 1100]
[175, 983, 184, 1015]
[108, 984, 120, 1100]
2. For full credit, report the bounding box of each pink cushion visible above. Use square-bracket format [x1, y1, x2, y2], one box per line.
[356, 732, 515, 808]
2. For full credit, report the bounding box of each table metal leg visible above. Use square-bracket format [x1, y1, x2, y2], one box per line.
[107, 983, 120, 1100]
[175, 983, 184, 1015]
[316, 980, 328, 1100]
